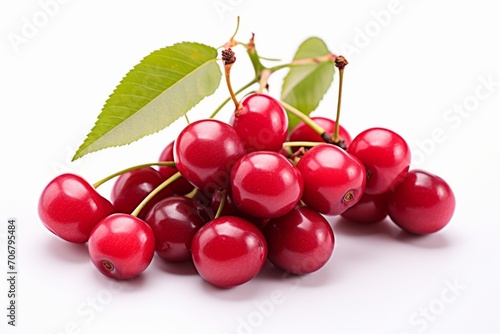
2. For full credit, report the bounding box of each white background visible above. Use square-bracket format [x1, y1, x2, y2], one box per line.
[1, 0, 499, 333]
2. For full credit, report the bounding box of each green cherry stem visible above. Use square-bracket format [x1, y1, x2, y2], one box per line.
[92, 161, 176, 189]
[279, 100, 331, 139]
[333, 55, 348, 143]
[213, 189, 227, 219]
[282, 141, 324, 148]
[268, 52, 336, 73]
[130, 171, 182, 217]
[225, 16, 240, 48]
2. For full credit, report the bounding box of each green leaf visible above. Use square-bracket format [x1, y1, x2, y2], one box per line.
[72, 42, 221, 161]
[281, 37, 335, 130]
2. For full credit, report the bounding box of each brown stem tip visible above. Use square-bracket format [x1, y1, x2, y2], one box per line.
[335, 55, 348, 70]
[222, 48, 236, 65]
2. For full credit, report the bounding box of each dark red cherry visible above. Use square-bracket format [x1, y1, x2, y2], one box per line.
[174, 119, 245, 194]
[348, 127, 411, 195]
[38, 173, 115, 243]
[340, 193, 388, 224]
[231, 151, 304, 219]
[264, 206, 335, 274]
[157, 141, 194, 195]
[110, 167, 172, 219]
[88, 213, 155, 280]
[386, 170, 455, 234]
[191, 216, 267, 288]
[289, 116, 352, 149]
[296, 144, 366, 216]
[229, 93, 288, 152]
[145, 196, 208, 262]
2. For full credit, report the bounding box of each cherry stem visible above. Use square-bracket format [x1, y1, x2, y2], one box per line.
[224, 16, 240, 49]
[279, 100, 329, 137]
[222, 48, 243, 114]
[92, 161, 176, 189]
[214, 189, 227, 219]
[268, 52, 336, 73]
[257, 69, 271, 93]
[283, 141, 324, 148]
[184, 187, 198, 199]
[130, 171, 182, 217]
[246, 33, 266, 80]
[333, 56, 348, 143]
[209, 79, 257, 118]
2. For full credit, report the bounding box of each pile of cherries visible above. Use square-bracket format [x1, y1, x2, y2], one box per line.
[38, 49, 455, 288]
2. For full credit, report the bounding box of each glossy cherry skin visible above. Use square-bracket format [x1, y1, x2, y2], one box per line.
[231, 151, 304, 219]
[38, 173, 115, 243]
[174, 119, 246, 194]
[145, 196, 209, 262]
[88, 213, 155, 280]
[348, 127, 411, 195]
[229, 93, 288, 152]
[386, 170, 455, 234]
[289, 116, 352, 149]
[340, 193, 388, 224]
[296, 144, 366, 216]
[157, 141, 194, 195]
[191, 216, 268, 288]
[111, 167, 172, 219]
[264, 206, 335, 274]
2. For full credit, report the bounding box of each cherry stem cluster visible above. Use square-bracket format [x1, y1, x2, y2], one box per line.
[215, 19, 349, 150]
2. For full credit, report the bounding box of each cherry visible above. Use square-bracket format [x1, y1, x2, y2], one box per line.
[263, 206, 335, 275]
[174, 119, 245, 194]
[296, 144, 366, 216]
[348, 127, 411, 195]
[229, 93, 288, 152]
[340, 193, 388, 224]
[231, 151, 304, 219]
[88, 213, 155, 280]
[111, 167, 172, 219]
[288, 116, 352, 149]
[191, 216, 267, 288]
[157, 141, 194, 195]
[38, 173, 115, 243]
[386, 170, 455, 234]
[145, 196, 209, 262]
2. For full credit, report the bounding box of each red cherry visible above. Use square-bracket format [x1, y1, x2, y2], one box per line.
[340, 193, 388, 224]
[263, 206, 335, 274]
[88, 213, 155, 280]
[348, 127, 411, 195]
[174, 119, 245, 194]
[157, 141, 194, 195]
[38, 173, 115, 243]
[231, 151, 304, 219]
[296, 144, 366, 216]
[191, 216, 267, 288]
[289, 116, 352, 149]
[145, 196, 209, 262]
[111, 167, 172, 219]
[386, 170, 455, 234]
[229, 93, 288, 152]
